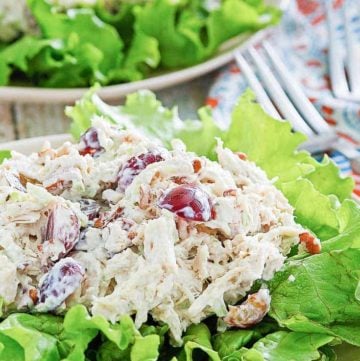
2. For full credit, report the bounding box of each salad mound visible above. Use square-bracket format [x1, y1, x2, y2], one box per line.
[0, 0, 280, 88]
[0, 89, 359, 360]
[0, 116, 307, 344]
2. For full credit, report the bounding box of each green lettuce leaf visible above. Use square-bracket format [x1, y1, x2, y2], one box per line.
[0, 150, 11, 164]
[0, 313, 62, 361]
[66, 88, 184, 145]
[245, 331, 334, 361]
[304, 155, 354, 202]
[206, 0, 281, 53]
[97, 341, 131, 361]
[224, 90, 355, 197]
[225, 92, 317, 181]
[0, 305, 160, 361]
[28, 0, 124, 75]
[95, 332, 160, 361]
[66, 86, 103, 138]
[0, 36, 62, 86]
[212, 321, 279, 360]
[130, 335, 160, 361]
[108, 37, 160, 83]
[178, 324, 220, 361]
[63, 305, 137, 349]
[212, 329, 257, 359]
[280, 179, 340, 240]
[269, 249, 360, 346]
[123, 30, 160, 70]
[0, 0, 128, 87]
[0, 0, 279, 87]
[321, 200, 360, 252]
[134, 0, 280, 68]
[0, 333, 24, 361]
[133, 0, 205, 68]
[36, 40, 107, 88]
[176, 107, 224, 160]
[319, 346, 337, 361]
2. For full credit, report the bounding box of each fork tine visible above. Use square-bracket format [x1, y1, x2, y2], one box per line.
[246, 46, 314, 136]
[344, 1, 360, 97]
[326, 3, 350, 99]
[262, 41, 333, 135]
[234, 51, 281, 119]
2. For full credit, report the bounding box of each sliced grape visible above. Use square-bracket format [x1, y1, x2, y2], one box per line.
[43, 204, 80, 260]
[37, 257, 84, 312]
[158, 185, 214, 222]
[117, 151, 164, 191]
[78, 127, 104, 157]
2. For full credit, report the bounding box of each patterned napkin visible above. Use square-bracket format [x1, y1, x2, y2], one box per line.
[207, 0, 360, 197]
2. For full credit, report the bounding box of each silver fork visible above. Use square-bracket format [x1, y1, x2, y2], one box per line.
[326, 1, 360, 102]
[234, 41, 360, 172]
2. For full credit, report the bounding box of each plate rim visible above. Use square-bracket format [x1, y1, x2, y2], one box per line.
[0, 134, 71, 153]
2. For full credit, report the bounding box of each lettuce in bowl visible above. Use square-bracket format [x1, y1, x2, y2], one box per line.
[0, 0, 280, 87]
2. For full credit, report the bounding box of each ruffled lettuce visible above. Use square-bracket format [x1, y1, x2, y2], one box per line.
[133, 0, 278, 68]
[0, 150, 11, 164]
[0, 310, 349, 361]
[268, 249, 360, 347]
[245, 331, 335, 361]
[0, 0, 278, 87]
[0, 305, 161, 361]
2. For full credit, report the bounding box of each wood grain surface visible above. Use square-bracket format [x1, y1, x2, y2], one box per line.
[0, 73, 215, 144]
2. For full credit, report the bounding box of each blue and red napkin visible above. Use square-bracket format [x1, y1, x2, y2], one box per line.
[207, 0, 360, 198]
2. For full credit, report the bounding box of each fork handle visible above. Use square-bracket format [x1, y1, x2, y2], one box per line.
[333, 138, 360, 160]
[300, 133, 360, 162]
[299, 133, 338, 154]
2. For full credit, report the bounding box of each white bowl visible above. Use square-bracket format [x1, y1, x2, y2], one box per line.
[0, 0, 286, 104]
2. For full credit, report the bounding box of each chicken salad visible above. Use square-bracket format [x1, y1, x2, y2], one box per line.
[0, 116, 312, 344]
[0, 89, 358, 361]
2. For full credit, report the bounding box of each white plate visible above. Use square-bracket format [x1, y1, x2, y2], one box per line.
[0, 134, 71, 153]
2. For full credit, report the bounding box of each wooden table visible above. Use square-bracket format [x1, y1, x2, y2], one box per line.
[0, 73, 215, 144]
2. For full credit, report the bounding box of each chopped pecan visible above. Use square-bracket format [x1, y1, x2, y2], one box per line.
[171, 176, 188, 185]
[192, 159, 202, 173]
[299, 232, 321, 254]
[29, 288, 39, 304]
[223, 189, 237, 197]
[46, 180, 72, 195]
[235, 152, 247, 160]
[94, 207, 123, 228]
[224, 289, 271, 328]
[139, 185, 152, 210]
[19, 173, 39, 187]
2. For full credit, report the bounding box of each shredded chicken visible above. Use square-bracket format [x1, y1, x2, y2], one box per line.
[0, 118, 307, 343]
